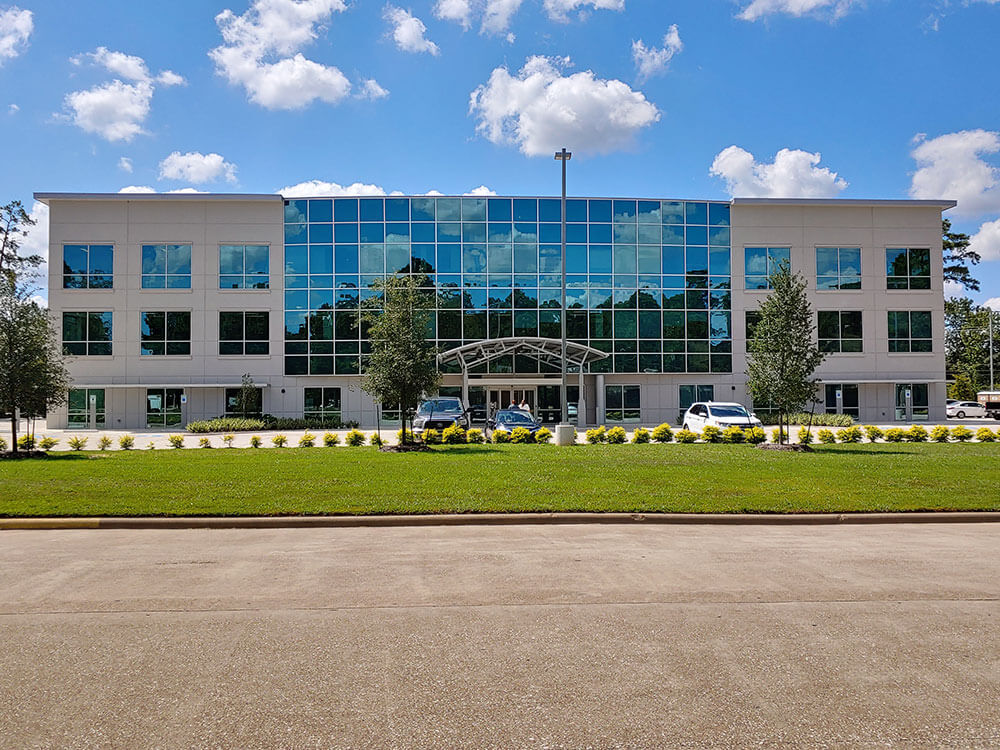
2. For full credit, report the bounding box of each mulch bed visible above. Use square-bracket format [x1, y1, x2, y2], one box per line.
[0, 450, 50, 460]
[756, 443, 813, 452]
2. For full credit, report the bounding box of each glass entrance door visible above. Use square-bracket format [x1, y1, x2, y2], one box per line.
[488, 388, 535, 417]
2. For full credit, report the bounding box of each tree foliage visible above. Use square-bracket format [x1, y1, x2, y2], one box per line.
[233, 372, 261, 417]
[942, 219, 980, 293]
[0, 201, 43, 282]
[745, 262, 826, 444]
[945, 296, 997, 392]
[0, 277, 70, 452]
[360, 273, 441, 444]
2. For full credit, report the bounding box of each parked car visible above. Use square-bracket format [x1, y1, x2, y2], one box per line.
[412, 397, 469, 435]
[487, 409, 542, 438]
[682, 402, 763, 432]
[976, 391, 1000, 419]
[946, 401, 987, 419]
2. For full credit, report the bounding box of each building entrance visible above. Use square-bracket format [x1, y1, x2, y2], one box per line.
[488, 388, 536, 416]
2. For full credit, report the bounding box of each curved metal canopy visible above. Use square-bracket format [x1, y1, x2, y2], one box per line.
[437, 337, 609, 371]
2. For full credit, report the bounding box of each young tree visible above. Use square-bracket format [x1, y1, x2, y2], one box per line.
[746, 262, 826, 445]
[0, 201, 43, 282]
[0, 278, 70, 452]
[360, 273, 441, 445]
[233, 372, 261, 417]
[945, 296, 996, 391]
[942, 219, 981, 293]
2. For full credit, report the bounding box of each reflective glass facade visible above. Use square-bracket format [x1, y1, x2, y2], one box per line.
[283, 196, 733, 376]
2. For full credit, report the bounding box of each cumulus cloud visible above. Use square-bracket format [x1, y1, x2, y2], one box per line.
[0, 6, 32, 64]
[159, 151, 238, 184]
[983, 297, 1000, 312]
[464, 185, 497, 195]
[209, 0, 355, 110]
[710, 145, 848, 197]
[118, 156, 133, 173]
[8, 103, 18, 114]
[632, 24, 682, 82]
[118, 186, 208, 194]
[737, 0, 861, 21]
[61, 47, 185, 142]
[279, 179, 390, 197]
[384, 6, 440, 55]
[357, 78, 389, 100]
[434, 0, 472, 29]
[469, 55, 659, 157]
[434, 0, 622, 35]
[909, 130, 1000, 217]
[970, 219, 1000, 263]
[543, 0, 624, 22]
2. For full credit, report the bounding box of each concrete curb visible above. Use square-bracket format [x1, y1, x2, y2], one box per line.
[1, 512, 999, 530]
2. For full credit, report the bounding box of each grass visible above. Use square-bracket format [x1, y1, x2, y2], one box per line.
[2, 443, 999, 517]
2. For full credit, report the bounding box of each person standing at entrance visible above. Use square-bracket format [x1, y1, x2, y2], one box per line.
[518, 398, 531, 414]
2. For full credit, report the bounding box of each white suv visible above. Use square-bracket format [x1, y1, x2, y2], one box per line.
[682, 402, 763, 432]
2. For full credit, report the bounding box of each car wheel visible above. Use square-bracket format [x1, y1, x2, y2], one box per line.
[957, 411, 965, 419]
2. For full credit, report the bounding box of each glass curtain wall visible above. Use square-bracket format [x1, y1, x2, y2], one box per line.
[284, 197, 732, 377]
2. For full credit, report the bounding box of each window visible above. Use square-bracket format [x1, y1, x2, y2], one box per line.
[895, 383, 929, 422]
[141, 244, 192, 289]
[141, 311, 191, 355]
[146, 388, 184, 427]
[886, 248, 930, 290]
[824, 384, 859, 419]
[606, 385, 640, 422]
[62, 312, 112, 355]
[220, 244, 269, 289]
[888, 311, 932, 353]
[304, 387, 342, 425]
[63, 244, 113, 289]
[817, 311, 862, 353]
[816, 247, 861, 290]
[745, 310, 760, 352]
[225, 387, 262, 417]
[679, 384, 714, 410]
[219, 312, 268, 355]
[67, 388, 106, 427]
[745, 247, 789, 290]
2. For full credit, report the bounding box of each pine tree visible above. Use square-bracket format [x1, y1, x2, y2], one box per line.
[0, 201, 43, 282]
[942, 219, 980, 293]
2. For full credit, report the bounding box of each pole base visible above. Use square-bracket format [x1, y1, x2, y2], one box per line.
[554, 423, 576, 446]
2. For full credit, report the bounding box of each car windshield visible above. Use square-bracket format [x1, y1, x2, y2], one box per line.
[497, 411, 536, 425]
[708, 405, 750, 418]
[418, 399, 462, 414]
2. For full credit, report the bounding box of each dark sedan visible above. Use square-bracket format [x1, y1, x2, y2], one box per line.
[487, 409, 542, 437]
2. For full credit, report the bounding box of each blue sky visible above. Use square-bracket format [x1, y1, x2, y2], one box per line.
[1, 0, 999, 304]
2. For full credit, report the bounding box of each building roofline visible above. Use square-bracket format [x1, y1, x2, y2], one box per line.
[732, 197, 957, 209]
[33, 192, 282, 205]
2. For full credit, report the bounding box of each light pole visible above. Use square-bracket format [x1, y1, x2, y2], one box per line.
[554, 148, 572, 441]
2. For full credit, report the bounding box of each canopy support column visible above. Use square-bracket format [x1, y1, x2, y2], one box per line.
[577, 368, 586, 428]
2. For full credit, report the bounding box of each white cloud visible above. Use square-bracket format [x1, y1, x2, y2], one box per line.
[159, 151, 238, 184]
[423, 189, 444, 196]
[117, 186, 208, 194]
[983, 297, 1000, 312]
[469, 55, 660, 157]
[434, 0, 472, 29]
[156, 70, 186, 87]
[210, 0, 355, 110]
[357, 78, 389, 100]
[632, 24, 682, 82]
[710, 145, 848, 197]
[737, 0, 861, 21]
[74, 46, 187, 86]
[909, 130, 1000, 217]
[118, 156, 133, 173]
[384, 6, 440, 55]
[278, 179, 389, 197]
[7, 103, 18, 114]
[543, 0, 625, 22]
[482, 0, 525, 34]
[464, 185, 497, 195]
[0, 6, 32, 64]
[970, 219, 1000, 263]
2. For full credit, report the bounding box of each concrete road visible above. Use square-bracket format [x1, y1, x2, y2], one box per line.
[1, 524, 998, 748]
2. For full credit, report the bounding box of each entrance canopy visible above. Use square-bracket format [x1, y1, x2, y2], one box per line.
[437, 337, 608, 372]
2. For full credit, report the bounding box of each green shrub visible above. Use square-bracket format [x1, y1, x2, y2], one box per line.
[929, 425, 951, 443]
[906, 425, 929, 443]
[0, 436, 6, 450]
[651, 423, 673, 443]
[606, 426, 627, 444]
[884, 427, 905, 443]
[817, 428, 836, 444]
[67, 436, 89, 451]
[510, 426, 534, 444]
[396, 428, 415, 443]
[700, 425, 722, 443]
[37, 436, 58, 450]
[585, 426, 607, 444]
[745, 426, 767, 444]
[146, 441, 156, 450]
[837, 426, 863, 444]
[97, 435, 112, 451]
[298, 432, 316, 447]
[864, 425, 883, 442]
[167, 434, 185, 449]
[119, 434, 134, 450]
[272, 434, 288, 448]
[534, 427, 552, 444]
[720, 425, 745, 444]
[17, 434, 35, 450]
[345, 429, 366, 446]
[441, 423, 467, 445]
[950, 425, 973, 442]
[466, 428, 486, 444]
[422, 428, 442, 445]
[223, 434, 235, 448]
[769, 428, 786, 444]
[369, 433, 384, 447]
[797, 426, 814, 444]
[199, 437, 213, 448]
[756, 411, 855, 427]
[492, 428, 510, 444]
[186, 417, 267, 433]
[975, 427, 995, 443]
[631, 427, 651, 444]
[249, 435, 262, 448]
[675, 428, 698, 443]
[323, 432, 340, 446]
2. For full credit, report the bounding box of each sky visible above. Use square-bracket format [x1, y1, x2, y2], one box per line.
[1, 0, 999, 306]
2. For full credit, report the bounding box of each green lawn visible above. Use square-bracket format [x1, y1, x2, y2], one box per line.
[2, 443, 999, 516]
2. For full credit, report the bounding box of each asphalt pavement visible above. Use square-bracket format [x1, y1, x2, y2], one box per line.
[1, 523, 998, 748]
